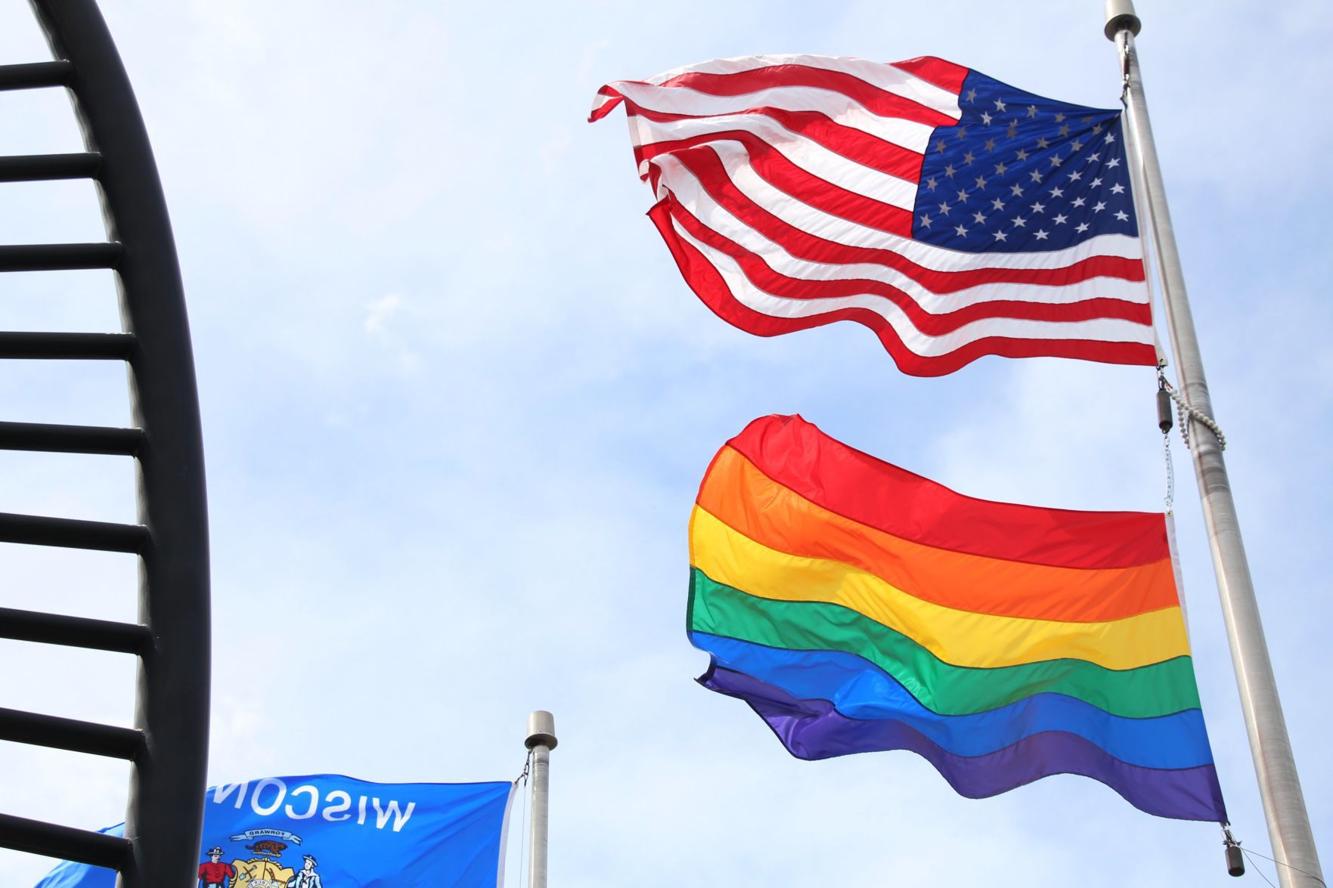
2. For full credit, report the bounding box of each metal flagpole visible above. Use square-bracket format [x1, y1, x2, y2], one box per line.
[525, 710, 557, 888]
[1104, 3, 1324, 885]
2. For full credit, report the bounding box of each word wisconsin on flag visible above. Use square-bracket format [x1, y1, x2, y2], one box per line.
[37, 775, 514, 888]
[592, 55, 1156, 376]
[688, 415, 1226, 822]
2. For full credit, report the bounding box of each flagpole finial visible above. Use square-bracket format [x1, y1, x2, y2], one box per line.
[1104, 0, 1141, 40]
[526, 710, 558, 750]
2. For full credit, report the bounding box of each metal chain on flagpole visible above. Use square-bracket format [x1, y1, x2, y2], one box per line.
[1161, 419, 1175, 513]
[1155, 364, 1177, 514]
[1156, 361, 1227, 515]
[1161, 376, 1227, 451]
[1157, 357, 1227, 453]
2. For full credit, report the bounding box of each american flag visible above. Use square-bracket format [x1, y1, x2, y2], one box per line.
[591, 55, 1156, 376]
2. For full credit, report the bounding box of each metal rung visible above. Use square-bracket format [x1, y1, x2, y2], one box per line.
[0, 243, 121, 272]
[0, 707, 143, 760]
[0, 512, 148, 553]
[0, 61, 72, 91]
[0, 812, 129, 870]
[0, 420, 143, 455]
[0, 153, 101, 183]
[0, 607, 149, 654]
[0, 332, 135, 360]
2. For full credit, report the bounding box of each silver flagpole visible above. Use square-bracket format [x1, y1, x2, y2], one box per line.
[1104, 3, 1324, 885]
[525, 710, 557, 888]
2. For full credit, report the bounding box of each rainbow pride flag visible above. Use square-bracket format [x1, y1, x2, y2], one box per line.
[688, 415, 1226, 822]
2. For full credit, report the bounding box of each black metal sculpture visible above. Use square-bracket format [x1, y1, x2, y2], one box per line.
[0, 1, 211, 885]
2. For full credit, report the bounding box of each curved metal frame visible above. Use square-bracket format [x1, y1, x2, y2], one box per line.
[0, 1, 211, 885]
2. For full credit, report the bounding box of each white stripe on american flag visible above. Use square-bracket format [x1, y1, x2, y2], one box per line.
[592, 54, 1154, 375]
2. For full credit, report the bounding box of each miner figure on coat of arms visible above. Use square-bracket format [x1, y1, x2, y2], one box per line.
[197, 847, 235, 888]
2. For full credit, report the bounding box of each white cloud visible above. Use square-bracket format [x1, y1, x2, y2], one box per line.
[364, 293, 403, 336]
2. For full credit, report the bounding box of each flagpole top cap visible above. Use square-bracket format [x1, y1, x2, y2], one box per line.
[1104, 0, 1141, 40]
[525, 710, 558, 750]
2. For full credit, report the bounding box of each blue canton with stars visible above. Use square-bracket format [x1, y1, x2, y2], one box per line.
[913, 69, 1137, 253]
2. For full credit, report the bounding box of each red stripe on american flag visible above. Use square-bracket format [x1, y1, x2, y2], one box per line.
[890, 56, 970, 94]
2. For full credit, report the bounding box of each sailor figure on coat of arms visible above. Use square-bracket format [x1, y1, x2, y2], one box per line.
[287, 855, 323, 888]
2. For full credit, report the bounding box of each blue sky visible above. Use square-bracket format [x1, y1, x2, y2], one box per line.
[1, 1, 1329, 885]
